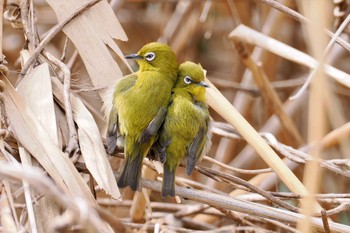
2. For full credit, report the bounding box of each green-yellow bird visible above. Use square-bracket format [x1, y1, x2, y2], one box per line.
[156, 61, 211, 197]
[107, 42, 179, 191]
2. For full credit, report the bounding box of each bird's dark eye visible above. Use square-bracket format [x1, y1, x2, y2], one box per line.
[184, 76, 192, 84]
[144, 52, 156, 61]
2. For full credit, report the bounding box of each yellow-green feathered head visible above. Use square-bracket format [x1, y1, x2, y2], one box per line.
[176, 61, 209, 101]
[125, 42, 178, 75]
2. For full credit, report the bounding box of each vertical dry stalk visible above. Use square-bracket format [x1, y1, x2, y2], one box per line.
[296, 1, 330, 232]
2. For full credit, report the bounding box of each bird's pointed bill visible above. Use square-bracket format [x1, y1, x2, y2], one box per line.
[198, 81, 209, 88]
[125, 53, 143, 59]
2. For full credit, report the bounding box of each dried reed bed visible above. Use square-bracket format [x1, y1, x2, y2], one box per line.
[1, 0, 350, 232]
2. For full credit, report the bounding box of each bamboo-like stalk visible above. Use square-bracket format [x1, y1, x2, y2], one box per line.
[296, 1, 329, 232]
[205, 78, 316, 202]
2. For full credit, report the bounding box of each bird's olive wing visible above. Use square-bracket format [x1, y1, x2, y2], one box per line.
[186, 119, 209, 175]
[106, 108, 118, 154]
[139, 107, 168, 144]
[106, 74, 137, 154]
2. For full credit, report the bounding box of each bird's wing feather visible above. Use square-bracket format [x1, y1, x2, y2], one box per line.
[186, 113, 210, 175]
[106, 109, 118, 154]
[154, 114, 172, 164]
[139, 106, 168, 144]
[106, 74, 138, 154]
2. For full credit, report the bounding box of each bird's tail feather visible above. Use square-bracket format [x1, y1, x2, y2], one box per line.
[117, 145, 143, 191]
[162, 165, 175, 198]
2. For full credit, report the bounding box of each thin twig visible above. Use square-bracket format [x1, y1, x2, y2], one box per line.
[42, 50, 79, 157]
[213, 207, 257, 227]
[196, 165, 300, 213]
[324, 203, 350, 216]
[254, 216, 300, 233]
[321, 209, 331, 233]
[202, 155, 273, 175]
[258, 0, 350, 52]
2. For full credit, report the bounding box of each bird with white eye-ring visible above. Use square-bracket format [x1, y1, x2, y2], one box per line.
[155, 61, 211, 198]
[106, 42, 179, 191]
[144, 52, 156, 61]
[184, 76, 192, 84]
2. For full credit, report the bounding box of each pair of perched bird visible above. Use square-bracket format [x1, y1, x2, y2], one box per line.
[106, 42, 211, 197]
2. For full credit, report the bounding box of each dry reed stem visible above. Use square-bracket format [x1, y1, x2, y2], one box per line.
[140, 178, 350, 233]
[297, 1, 329, 232]
[205, 79, 312, 198]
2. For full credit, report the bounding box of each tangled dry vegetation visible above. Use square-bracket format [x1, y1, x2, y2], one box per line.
[1, 0, 350, 232]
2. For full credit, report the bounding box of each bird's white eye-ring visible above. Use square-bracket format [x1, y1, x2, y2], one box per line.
[144, 52, 156, 61]
[184, 76, 192, 84]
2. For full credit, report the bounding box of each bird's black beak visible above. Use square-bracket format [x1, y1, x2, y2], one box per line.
[124, 53, 143, 60]
[198, 81, 209, 88]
